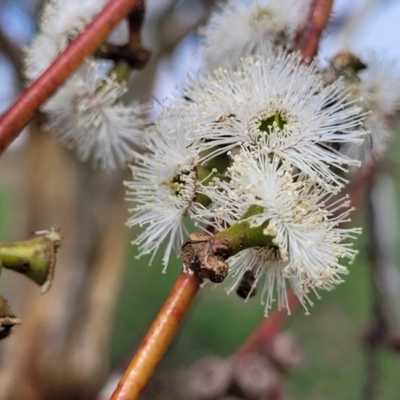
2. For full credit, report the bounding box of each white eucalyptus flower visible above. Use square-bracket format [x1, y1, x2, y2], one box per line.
[43, 62, 149, 170]
[201, 145, 360, 314]
[185, 51, 366, 191]
[201, 0, 311, 71]
[125, 114, 211, 270]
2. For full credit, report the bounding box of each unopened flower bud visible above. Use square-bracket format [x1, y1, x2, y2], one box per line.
[0, 228, 62, 293]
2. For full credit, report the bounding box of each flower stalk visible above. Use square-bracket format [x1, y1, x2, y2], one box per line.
[213, 205, 273, 256]
[98, 0, 151, 80]
[111, 271, 202, 400]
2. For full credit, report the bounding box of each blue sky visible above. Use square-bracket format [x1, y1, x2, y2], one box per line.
[322, 0, 400, 59]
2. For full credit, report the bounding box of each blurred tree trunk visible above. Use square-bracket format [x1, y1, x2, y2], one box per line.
[0, 125, 129, 400]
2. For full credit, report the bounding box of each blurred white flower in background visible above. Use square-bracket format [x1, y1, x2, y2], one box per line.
[200, 0, 312, 71]
[24, 0, 108, 80]
[359, 51, 400, 158]
[43, 62, 150, 169]
[24, 0, 150, 170]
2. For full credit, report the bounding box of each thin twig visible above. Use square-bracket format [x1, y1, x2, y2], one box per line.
[292, 0, 317, 51]
[295, 0, 334, 62]
[0, 0, 142, 156]
[236, 291, 300, 356]
[127, 1, 147, 52]
[97, 0, 151, 70]
[110, 272, 202, 400]
[348, 164, 377, 212]
[361, 184, 389, 400]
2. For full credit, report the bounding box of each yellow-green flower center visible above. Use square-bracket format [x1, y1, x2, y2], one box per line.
[258, 111, 287, 133]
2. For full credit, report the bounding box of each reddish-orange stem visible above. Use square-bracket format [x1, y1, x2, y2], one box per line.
[237, 291, 300, 356]
[111, 272, 202, 400]
[0, 0, 141, 156]
[298, 0, 334, 62]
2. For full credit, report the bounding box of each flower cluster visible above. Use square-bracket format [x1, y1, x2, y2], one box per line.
[124, 0, 377, 314]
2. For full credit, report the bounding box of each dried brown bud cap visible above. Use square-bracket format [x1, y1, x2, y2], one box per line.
[181, 233, 229, 283]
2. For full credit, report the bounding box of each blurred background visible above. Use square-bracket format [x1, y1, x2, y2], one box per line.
[1, 0, 400, 399]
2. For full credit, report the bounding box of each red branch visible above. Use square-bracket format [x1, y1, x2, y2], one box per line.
[237, 291, 300, 356]
[0, 0, 142, 156]
[348, 162, 378, 213]
[111, 272, 202, 400]
[296, 0, 334, 62]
